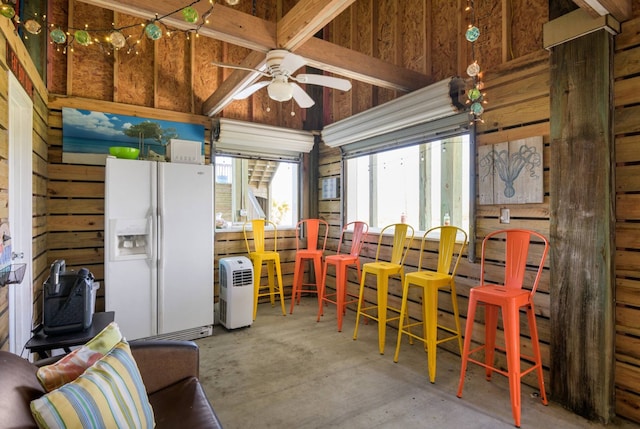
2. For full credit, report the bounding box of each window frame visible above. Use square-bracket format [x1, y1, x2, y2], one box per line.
[334, 113, 476, 261]
[214, 154, 301, 228]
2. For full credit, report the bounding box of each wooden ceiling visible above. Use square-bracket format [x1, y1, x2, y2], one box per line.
[78, 0, 631, 117]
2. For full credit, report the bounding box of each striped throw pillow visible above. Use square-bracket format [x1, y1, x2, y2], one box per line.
[37, 322, 123, 392]
[30, 340, 155, 429]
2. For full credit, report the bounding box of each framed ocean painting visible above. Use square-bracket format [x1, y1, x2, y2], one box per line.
[62, 108, 206, 165]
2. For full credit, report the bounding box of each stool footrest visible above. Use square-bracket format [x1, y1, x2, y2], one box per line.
[465, 344, 544, 378]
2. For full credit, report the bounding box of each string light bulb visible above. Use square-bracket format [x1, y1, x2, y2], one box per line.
[0, 2, 15, 19]
[465, 0, 487, 123]
[0, 0, 220, 56]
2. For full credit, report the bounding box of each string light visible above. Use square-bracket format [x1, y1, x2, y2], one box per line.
[465, 0, 487, 124]
[0, 0, 220, 55]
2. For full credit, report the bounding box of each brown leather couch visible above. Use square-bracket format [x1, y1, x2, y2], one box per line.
[0, 340, 223, 428]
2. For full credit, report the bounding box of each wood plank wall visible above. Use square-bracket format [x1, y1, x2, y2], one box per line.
[613, 15, 640, 424]
[0, 18, 50, 351]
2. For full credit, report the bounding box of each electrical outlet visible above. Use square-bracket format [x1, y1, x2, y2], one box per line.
[500, 208, 510, 224]
[239, 209, 247, 217]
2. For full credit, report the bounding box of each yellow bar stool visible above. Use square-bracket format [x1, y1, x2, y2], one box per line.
[353, 223, 414, 354]
[243, 219, 286, 320]
[393, 225, 468, 383]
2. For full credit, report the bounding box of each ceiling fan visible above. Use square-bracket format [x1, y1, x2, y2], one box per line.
[212, 49, 352, 108]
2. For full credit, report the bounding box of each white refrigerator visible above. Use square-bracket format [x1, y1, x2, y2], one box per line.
[105, 157, 214, 341]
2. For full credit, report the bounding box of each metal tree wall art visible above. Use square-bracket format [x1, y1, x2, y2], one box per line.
[478, 136, 543, 205]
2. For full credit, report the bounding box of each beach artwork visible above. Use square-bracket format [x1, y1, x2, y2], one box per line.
[62, 108, 205, 165]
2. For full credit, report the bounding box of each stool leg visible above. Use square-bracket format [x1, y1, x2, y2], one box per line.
[377, 273, 389, 355]
[313, 255, 323, 308]
[484, 304, 499, 380]
[290, 256, 303, 314]
[393, 279, 411, 363]
[353, 271, 368, 341]
[336, 262, 346, 332]
[267, 261, 276, 306]
[527, 303, 548, 405]
[274, 257, 286, 316]
[425, 283, 439, 383]
[503, 301, 522, 428]
[252, 257, 262, 321]
[457, 296, 477, 398]
[317, 260, 329, 321]
[450, 280, 463, 354]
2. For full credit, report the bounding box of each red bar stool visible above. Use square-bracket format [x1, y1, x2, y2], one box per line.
[243, 219, 286, 320]
[393, 225, 467, 383]
[457, 229, 550, 428]
[290, 218, 328, 314]
[316, 221, 368, 331]
[353, 223, 414, 354]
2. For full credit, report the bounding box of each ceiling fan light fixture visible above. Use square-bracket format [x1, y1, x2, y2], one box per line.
[267, 77, 293, 102]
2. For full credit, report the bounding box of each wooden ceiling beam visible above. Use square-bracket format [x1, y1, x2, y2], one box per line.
[277, 0, 357, 50]
[572, 0, 631, 22]
[295, 38, 432, 91]
[78, 0, 277, 52]
[79, 0, 431, 117]
[203, 51, 267, 117]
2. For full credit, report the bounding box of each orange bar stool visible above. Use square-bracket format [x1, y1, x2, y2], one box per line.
[457, 229, 550, 428]
[243, 219, 286, 320]
[317, 221, 369, 331]
[290, 218, 329, 314]
[393, 225, 467, 383]
[353, 223, 414, 354]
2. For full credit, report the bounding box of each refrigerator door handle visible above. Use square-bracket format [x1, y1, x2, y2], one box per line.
[147, 215, 154, 261]
[156, 211, 163, 334]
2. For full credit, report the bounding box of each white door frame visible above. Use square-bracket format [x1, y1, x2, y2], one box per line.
[8, 71, 33, 356]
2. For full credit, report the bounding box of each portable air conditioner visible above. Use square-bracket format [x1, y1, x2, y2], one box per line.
[219, 256, 254, 329]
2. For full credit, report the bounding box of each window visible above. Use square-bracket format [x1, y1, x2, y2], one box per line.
[214, 156, 299, 227]
[345, 134, 470, 233]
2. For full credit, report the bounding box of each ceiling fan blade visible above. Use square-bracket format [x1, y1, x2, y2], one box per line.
[211, 61, 270, 77]
[278, 52, 307, 75]
[290, 83, 315, 108]
[294, 74, 352, 91]
[233, 81, 271, 100]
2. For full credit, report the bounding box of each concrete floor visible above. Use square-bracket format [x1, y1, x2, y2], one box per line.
[196, 297, 636, 429]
